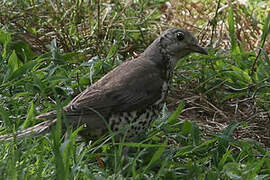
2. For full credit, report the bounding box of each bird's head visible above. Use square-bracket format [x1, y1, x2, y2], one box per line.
[159, 27, 207, 65]
[143, 27, 207, 67]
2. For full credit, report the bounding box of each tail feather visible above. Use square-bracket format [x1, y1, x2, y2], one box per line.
[0, 119, 57, 142]
[35, 110, 57, 119]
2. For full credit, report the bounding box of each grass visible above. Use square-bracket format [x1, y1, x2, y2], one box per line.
[0, 0, 270, 179]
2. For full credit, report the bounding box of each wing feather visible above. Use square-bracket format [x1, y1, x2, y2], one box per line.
[63, 58, 163, 117]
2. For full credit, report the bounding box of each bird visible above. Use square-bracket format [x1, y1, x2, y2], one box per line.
[0, 27, 207, 142]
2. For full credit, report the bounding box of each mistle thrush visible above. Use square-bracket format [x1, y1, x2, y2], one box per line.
[0, 27, 207, 142]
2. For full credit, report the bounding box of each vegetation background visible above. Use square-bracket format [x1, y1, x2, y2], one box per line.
[0, 0, 270, 179]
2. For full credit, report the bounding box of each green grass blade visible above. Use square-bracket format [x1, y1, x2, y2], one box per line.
[167, 101, 185, 125]
[144, 140, 168, 173]
[259, 11, 270, 48]
[228, 8, 239, 54]
[22, 101, 35, 129]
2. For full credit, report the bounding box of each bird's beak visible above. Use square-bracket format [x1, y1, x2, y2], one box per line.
[189, 44, 208, 55]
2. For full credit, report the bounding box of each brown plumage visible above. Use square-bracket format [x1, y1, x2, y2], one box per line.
[0, 27, 207, 142]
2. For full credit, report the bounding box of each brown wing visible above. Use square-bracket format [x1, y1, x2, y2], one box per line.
[63, 58, 164, 118]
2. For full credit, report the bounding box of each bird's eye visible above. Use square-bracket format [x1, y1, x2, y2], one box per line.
[176, 32, 184, 41]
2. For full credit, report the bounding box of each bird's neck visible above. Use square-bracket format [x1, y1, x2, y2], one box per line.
[142, 39, 174, 81]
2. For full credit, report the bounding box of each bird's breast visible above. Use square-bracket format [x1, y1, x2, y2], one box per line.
[154, 81, 169, 106]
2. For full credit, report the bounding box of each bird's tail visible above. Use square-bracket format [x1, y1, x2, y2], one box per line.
[0, 119, 57, 142]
